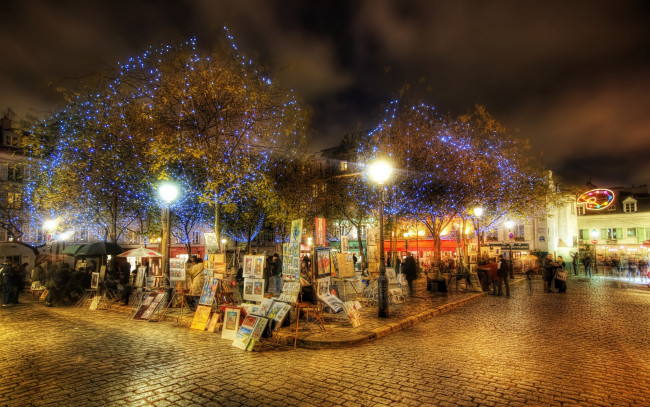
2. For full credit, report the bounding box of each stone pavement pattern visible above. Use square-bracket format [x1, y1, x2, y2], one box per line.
[1, 275, 649, 406]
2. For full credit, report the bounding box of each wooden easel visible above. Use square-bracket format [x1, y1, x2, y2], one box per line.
[161, 282, 190, 323]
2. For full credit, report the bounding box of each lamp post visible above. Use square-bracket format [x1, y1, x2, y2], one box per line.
[505, 220, 515, 279]
[159, 182, 179, 288]
[368, 160, 393, 318]
[591, 229, 598, 275]
[473, 207, 483, 267]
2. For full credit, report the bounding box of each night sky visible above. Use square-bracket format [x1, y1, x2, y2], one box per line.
[1, 0, 649, 188]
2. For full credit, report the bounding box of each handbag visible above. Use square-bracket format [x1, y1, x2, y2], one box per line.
[555, 269, 567, 282]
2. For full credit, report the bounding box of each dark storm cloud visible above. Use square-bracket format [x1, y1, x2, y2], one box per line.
[1, 0, 648, 186]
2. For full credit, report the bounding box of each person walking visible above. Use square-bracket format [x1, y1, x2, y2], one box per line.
[497, 254, 510, 297]
[583, 255, 592, 278]
[402, 252, 417, 297]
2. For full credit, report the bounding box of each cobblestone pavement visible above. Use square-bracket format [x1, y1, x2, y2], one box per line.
[1, 275, 649, 406]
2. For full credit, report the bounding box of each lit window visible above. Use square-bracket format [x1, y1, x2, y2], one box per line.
[340, 161, 348, 171]
[627, 228, 637, 238]
[624, 202, 637, 213]
[577, 205, 585, 216]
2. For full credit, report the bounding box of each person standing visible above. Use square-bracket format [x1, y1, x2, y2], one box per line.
[497, 254, 510, 297]
[555, 255, 567, 293]
[186, 257, 205, 309]
[543, 254, 558, 293]
[271, 253, 283, 294]
[44, 262, 59, 307]
[1, 260, 16, 306]
[402, 252, 417, 297]
[264, 255, 273, 294]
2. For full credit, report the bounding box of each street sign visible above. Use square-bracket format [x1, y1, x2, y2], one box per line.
[591, 239, 598, 244]
[508, 232, 515, 240]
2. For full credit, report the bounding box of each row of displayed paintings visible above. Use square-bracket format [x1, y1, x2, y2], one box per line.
[190, 299, 292, 351]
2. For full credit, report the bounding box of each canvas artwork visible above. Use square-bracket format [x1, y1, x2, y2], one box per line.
[316, 248, 331, 276]
[243, 278, 265, 302]
[389, 288, 405, 304]
[292, 243, 299, 258]
[89, 295, 102, 311]
[169, 258, 186, 282]
[290, 219, 303, 243]
[337, 253, 355, 278]
[141, 292, 166, 320]
[135, 266, 146, 288]
[190, 305, 212, 330]
[341, 236, 349, 252]
[258, 298, 274, 316]
[132, 293, 157, 320]
[267, 301, 291, 324]
[246, 317, 269, 351]
[243, 256, 254, 278]
[316, 277, 331, 298]
[330, 251, 339, 277]
[221, 307, 241, 340]
[342, 301, 364, 328]
[319, 293, 343, 313]
[232, 315, 259, 350]
[386, 267, 398, 285]
[90, 272, 99, 289]
[199, 277, 219, 306]
[278, 281, 300, 303]
[253, 256, 265, 279]
[206, 312, 221, 333]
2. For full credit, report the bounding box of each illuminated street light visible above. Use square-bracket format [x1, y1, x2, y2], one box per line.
[368, 159, 393, 318]
[158, 182, 180, 287]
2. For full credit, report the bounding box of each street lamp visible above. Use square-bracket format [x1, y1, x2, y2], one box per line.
[159, 182, 180, 287]
[368, 159, 393, 318]
[473, 207, 483, 266]
[505, 220, 515, 279]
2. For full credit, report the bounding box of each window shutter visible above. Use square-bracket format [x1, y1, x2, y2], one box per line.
[639, 227, 646, 243]
[616, 228, 622, 240]
[601, 229, 607, 240]
[0, 163, 7, 181]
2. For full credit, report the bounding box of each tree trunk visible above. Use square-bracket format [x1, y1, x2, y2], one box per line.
[214, 202, 221, 253]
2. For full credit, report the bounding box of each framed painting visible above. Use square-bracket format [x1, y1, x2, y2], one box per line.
[316, 248, 331, 277]
[243, 278, 265, 302]
[90, 272, 99, 289]
[243, 256, 254, 278]
[253, 256, 265, 279]
[221, 307, 241, 340]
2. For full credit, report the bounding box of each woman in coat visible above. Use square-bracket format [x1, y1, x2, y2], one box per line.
[402, 252, 418, 297]
[186, 257, 205, 308]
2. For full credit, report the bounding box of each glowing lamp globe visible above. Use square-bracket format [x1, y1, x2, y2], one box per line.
[158, 182, 179, 203]
[368, 160, 393, 185]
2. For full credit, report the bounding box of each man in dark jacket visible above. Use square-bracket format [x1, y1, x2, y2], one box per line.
[271, 253, 283, 294]
[1, 260, 16, 306]
[497, 254, 510, 297]
[402, 252, 418, 297]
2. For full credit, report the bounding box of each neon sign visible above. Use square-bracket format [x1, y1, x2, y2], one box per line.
[577, 189, 615, 211]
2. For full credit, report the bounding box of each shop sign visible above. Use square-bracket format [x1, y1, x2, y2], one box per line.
[488, 242, 530, 250]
